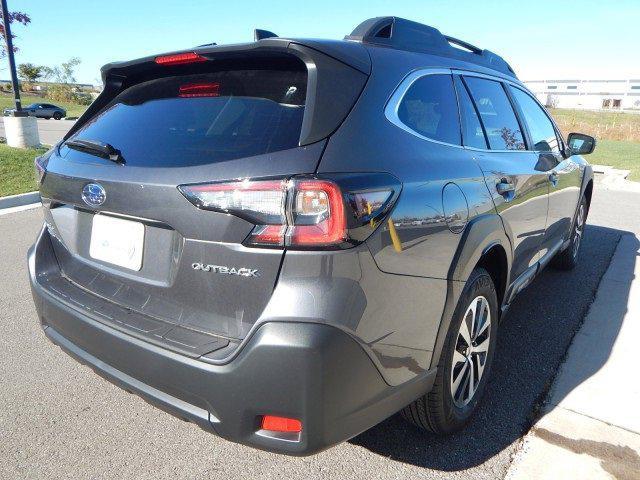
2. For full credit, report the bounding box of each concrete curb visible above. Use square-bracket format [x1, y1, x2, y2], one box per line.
[0, 191, 40, 210]
[591, 164, 631, 178]
[506, 233, 640, 479]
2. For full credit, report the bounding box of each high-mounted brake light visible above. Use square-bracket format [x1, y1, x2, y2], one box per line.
[178, 174, 399, 249]
[179, 82, 220, 97]
[155, 52, 207, 66]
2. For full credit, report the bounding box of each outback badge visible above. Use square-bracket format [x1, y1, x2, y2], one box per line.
[192, 262, 259, 278]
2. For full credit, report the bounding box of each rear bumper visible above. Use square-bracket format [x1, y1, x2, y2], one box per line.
[28, 227, 435, 455]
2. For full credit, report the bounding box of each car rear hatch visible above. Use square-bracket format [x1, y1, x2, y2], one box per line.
[38, 42, 368, 358]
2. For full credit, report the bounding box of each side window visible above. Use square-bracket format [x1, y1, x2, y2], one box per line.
[509, 87, 560, 153]
[464, 77, 526, 151]
[397, 74, 461, 145]
[453, 76, 487, 149]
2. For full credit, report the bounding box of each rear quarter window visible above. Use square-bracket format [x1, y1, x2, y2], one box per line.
[66, 67, 307, 167]
[395, 74, 461, 145]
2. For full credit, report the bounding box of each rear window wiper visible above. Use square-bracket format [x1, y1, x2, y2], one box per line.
[65, 139, 126, 165]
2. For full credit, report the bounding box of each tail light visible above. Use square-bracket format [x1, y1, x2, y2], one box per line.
[34, 147, 54, 185]
[179, 174, 400, 249]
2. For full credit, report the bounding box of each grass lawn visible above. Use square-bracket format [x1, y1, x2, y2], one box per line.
[0, 94, 88, 118]
[0, 144, 48, 197]
[549, 108, 640, 142]
[589, 139, 640, 181]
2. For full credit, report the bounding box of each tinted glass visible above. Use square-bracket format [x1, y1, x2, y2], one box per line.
[453, 76, 487, 149]
[464, 77, 525, 150]
[510, 87, 560, 153]
[397, 74, 460, 145]
[67, 68, 307, 167]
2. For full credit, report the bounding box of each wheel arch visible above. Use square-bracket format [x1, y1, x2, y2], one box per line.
[429, 214, 512, 369]
[584, 178, 593, 211]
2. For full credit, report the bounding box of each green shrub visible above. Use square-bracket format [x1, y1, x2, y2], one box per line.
[46, 84, 74, 102]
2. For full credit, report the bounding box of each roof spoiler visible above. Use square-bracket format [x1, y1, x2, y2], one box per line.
[345, 16, 516, 78]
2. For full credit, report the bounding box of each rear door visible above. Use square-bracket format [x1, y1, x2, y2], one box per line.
[507, 86, 582, 258]
[40, 59, 320, 347]
[455, 73, 549, 285]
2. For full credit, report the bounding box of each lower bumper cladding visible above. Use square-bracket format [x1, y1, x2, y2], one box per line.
[28, 226, 435, 455]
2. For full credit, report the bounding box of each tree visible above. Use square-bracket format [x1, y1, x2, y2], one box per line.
[45, 58, 85, 104]
[18, 62, 42, 82]
[48, 57, 81, 84]
[0, 10, 30, 57]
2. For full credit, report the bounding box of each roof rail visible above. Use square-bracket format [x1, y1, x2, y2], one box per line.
[254, 29, 278, 41]
[345, 17, 516, 78]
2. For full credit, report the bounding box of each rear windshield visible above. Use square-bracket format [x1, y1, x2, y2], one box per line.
[67, 68, 307, 167]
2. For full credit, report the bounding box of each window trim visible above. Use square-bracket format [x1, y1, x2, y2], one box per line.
[384, 68, 464, 149]
[452, 69, 566, 153]
[385, 67, 566, 154]
[459, 73, 529, 152]
[454, 75, 489, 149]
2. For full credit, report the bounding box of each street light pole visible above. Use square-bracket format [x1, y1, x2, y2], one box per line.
[0, 0, 24, 116]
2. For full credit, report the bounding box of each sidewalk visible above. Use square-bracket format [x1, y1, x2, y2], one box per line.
[506, 233, 640, 479]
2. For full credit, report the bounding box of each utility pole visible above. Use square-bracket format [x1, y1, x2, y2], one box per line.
[0, 0, 38, 147]
[1, 0, 24, 116]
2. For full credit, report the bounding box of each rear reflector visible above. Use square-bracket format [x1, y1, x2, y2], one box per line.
[261, 415, 302, 433]
[155, 52, 208, 66]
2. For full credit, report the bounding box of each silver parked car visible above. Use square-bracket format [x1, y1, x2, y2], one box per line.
[4, 102, 66, 120]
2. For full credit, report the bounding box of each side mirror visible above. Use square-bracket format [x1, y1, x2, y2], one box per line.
[567, 133, 596, 156]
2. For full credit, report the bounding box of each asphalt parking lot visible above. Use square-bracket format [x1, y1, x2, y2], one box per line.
[0, 118, 74, 146]
[0, 181, 636, 479]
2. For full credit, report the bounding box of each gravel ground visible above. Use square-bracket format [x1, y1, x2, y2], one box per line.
[0, 182, 631, 479]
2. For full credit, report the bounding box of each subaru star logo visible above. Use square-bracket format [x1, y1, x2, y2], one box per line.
[82, 183, 106, 207]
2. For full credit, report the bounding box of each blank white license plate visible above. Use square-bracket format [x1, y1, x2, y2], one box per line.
[89, 214, 145, 271]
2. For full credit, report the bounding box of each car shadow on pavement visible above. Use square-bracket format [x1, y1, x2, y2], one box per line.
[350, 224, 635, 471]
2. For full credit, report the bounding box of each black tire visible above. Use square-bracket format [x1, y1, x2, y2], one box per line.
[53, 112, 62, 120]
[401, 267, 498, 434]
[551, 196, 587, 271]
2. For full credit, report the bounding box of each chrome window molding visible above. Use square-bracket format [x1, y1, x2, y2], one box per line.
[384, 67, 543, 154]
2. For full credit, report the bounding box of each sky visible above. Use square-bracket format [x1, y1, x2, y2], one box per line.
[7, 0, 640, 85]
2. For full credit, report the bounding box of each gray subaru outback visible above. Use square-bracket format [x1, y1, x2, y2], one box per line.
[28, 17, 595, 455]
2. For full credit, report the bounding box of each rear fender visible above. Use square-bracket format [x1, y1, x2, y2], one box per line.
[429, 214, 512, 369]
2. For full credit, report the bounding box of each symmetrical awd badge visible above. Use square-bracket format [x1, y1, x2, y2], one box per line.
[192, 262, 259, 278]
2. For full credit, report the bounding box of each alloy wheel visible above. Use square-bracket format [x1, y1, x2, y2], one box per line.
[450, 295, 491, 408]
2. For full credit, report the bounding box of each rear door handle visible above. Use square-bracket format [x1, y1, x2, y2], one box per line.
[496, 180, 515, 196]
